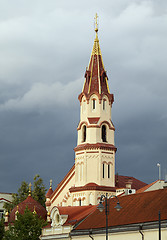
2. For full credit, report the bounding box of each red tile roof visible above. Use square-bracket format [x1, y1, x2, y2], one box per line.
[78, 33, 114, 104]
[9, 195, 47, 222]
[115, 175, 147, 190]
[46, 188, 53, 198]
[58, 205, 96, 225]
[136, 180, 158, 193]
[75, 188, 167, 230]
[43, 205, 96, 228]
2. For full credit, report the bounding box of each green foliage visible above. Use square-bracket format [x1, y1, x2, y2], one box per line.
[32, 174, 46, 207]
[4, 175, 46, 212]
[3, 207, 47, 240]
[0, 218, 5, 240]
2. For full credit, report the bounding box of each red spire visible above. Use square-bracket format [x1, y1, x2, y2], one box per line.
[79, 14, 114, 104]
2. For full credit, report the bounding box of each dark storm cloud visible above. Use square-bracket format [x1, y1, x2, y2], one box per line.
[0, 0, 167, 192]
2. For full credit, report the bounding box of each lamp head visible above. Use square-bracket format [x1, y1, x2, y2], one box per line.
[115, 201, 122, 212]
[97, 202, 105, 212]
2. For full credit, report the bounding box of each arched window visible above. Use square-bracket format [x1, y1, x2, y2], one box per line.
[102, 125, 107, 142]
[108, 164, 110, 178]
[103, 99, 106, 110]
[92, 99, 96, 110]
[102, 163, 105, 178]
[83, 125, 86, 142]
[79, 199, 82, 206]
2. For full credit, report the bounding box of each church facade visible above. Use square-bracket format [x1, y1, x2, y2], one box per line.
[45, 16, 146, 218]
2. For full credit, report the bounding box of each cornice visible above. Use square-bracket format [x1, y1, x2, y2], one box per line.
[74, 143, 117, 152]
[69, 184, 116, 193]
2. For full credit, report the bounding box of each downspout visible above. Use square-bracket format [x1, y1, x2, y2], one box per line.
[139, 225, 144, 240]
[89, 229, 94, 240]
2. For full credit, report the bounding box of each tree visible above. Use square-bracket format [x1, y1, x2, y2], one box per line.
[4, 175, 46, 212]
[0, 218, 5, 240]
[32, 174, 46, 207]
[3, 207, 47, 240]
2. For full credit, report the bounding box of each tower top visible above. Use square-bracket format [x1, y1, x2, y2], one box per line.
[78, 14, 114, 104]
[94, 13, 98, 34]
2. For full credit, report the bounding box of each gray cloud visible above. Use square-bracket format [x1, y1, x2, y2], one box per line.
[0, 0, 167, 192]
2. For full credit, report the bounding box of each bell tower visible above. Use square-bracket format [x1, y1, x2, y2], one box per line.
[70, 14, 116, 205]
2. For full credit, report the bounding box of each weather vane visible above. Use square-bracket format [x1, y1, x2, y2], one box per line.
[94, 13, 99, 33]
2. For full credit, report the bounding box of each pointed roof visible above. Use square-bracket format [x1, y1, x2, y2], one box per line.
[78, 14, 114, 104]
[9, 195, 47, 222]
[46, 180, 53, 198]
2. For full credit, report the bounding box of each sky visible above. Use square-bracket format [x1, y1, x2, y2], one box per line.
[0, 0, 167, 193]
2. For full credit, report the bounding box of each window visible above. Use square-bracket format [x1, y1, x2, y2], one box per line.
[92, 99, 96, 110]
[83, 125, 86, 142]
[108, 164, 110, 178]
[0, 210, 3, 219]
[103, 163, 105, 178]
[79, 199, 82, 206]
[103, 99, 106, 110]
[102, 125, 107, 142]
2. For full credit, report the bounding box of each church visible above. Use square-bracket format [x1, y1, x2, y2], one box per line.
[45, 14, 146, 214]
[41, 15, 167, 240]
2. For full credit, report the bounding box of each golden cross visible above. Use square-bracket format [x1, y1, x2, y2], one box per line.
[29, 182, 32, 196]
[94, 13, 98, 33]
[50, 179, 52, 188]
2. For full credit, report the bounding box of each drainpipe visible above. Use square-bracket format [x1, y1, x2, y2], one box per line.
[89, 230, 94, 240]
[139, 225, 144, 240]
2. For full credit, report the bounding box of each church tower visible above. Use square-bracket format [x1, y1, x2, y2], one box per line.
[70, 14, 117, 205]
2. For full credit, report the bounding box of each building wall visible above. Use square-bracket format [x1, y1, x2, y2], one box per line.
[71, 228, 167, 240]
[0, 192, 13, 219]
[75, 149, 115, 187]
[42, 227, 167, 240]
[49, 171, 75, 209]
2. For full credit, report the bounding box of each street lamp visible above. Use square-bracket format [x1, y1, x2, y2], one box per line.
[97, 193, 122, 240]
[157, 163, 161, 181]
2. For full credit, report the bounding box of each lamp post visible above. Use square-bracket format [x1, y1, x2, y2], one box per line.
[157, 163, 161, 181]
[97, 193, 122, 240]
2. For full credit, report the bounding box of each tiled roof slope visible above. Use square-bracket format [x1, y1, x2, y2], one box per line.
[136, 180, 158, 193]
[115, 175, 147, 190]
[78, 30, 114, 104]
[74, 188, 167, 230]
[43, 205, 96, 229]
[58, 205, 96, 226]
[9, 195, 47, 222]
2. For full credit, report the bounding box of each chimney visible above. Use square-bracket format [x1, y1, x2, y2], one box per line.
[125, 178, 133, 189]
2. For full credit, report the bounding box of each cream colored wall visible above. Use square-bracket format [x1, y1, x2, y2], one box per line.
[75, 149, 115, 187]
[75, 92, 115, 193]
[78, 94, 114, 146]
[0, 193, 12, 217]
[71, 190, 115, 206]
[41, 225, 73, 239]
[145, 180, 164, 192]
[50, 172, 75, 209]
[71, 228, 167, 240]
[82, 94, 111, 121]
[41, 226, 167, 239]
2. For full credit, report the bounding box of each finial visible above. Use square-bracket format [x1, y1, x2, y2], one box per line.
[5, 210, 9, 216]
[94, 13, 98, 34]
[15, 206, 19, 220]
[29, 182, 32, 196]
[50, 179, 52, 189]
[33, 206, 37, 215]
